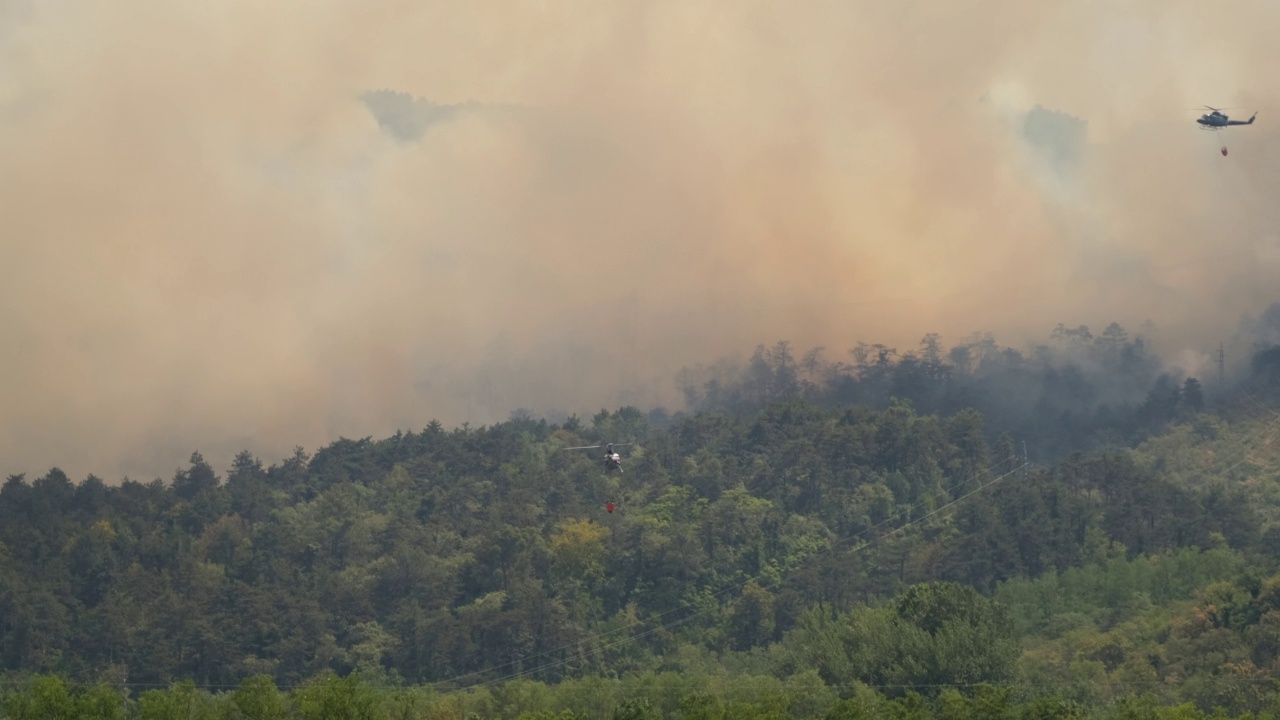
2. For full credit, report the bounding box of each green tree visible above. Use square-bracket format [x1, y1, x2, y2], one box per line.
[894, 582, 1019, 688]
[727, 581, 776, 650]
[679, 692, 725, 720]
[612, 697, 659, 720]
[4, 676, 77, 720]
[230, 675, 285, 720]
[138, 681, 220, 720]
[1182, 378, 1205, 412]
[292, 673, 385, 720]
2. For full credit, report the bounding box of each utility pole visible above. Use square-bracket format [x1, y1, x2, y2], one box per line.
[1021, 440, 1028, 480]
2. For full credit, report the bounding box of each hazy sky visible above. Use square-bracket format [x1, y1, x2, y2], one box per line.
[2, 0, 1279, 481]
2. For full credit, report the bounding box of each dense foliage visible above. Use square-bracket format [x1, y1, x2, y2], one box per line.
[3, 336, 1280, 718]
[677, 323, 1210, 461]
[7, 664, 1280, 720]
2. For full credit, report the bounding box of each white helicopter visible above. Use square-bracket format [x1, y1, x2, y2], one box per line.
[562, 442, 631, 473]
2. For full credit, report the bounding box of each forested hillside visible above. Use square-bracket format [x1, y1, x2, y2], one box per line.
[677, 322, 1212, 462]
[3, 335, 1280, 719]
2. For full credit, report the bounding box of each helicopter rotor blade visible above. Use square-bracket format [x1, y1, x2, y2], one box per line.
[560, 442, 634, 451]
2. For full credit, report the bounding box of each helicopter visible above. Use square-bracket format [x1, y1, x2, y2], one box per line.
[1196, 106, 1257, 130]
[562, 442, 632, 474]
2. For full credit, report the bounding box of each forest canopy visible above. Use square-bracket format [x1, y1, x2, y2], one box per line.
[675, 321, 1228, 462]
[3, 323, 1280, 719]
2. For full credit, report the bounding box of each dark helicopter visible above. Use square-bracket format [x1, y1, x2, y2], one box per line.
[1196, 106, 1257, 130]
[562, 442, 631, 473]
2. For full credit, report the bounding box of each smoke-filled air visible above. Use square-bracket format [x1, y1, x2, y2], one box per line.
[2, 0, 1279, 480]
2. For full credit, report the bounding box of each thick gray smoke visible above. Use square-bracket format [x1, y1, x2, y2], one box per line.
[1, 0, 1279, 481]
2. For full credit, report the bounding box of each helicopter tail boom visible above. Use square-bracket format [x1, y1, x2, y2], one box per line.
[1224, 113, 1257, 126]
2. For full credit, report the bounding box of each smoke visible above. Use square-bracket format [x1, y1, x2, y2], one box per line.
[2, 0, 1279, 480]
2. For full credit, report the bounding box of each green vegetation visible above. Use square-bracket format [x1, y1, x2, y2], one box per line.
[3, 331, 1280, 718]
[678, 324, 1210, 462]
